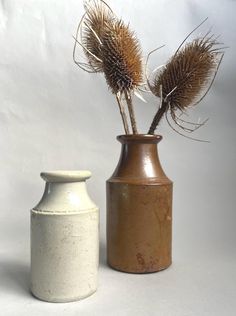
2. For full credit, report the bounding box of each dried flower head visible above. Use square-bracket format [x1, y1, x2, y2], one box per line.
[151, 36, 223, 109]
[148, 32, 225, 137]
[74, 0, 143, 134]
[75, 0, 143, 95]
[101, 19, 143, 94]
[81, 0, 115, 72]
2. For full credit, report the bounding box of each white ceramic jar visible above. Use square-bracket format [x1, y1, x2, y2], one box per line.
[30, 170, 99, 303]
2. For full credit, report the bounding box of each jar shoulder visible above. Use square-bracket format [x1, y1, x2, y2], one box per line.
[32, 182, 98, 214]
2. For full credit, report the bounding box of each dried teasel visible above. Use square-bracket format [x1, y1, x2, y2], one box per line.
[101, 19, 143, 95]
[148, 25, 225, 139]
[73, 0, 143, 134]
[101, 19, 143, 134]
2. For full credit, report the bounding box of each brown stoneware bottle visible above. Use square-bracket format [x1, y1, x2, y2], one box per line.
[106, 134, 172, 273]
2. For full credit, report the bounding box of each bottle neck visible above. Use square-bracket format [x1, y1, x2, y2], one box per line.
[111, 141, 169, 183]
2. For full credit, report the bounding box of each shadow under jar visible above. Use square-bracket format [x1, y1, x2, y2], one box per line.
[107, 135, 172, 273]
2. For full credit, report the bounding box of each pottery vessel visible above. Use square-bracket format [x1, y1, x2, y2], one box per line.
[30, 170, 99, 302]
[107, 135, 172, 273]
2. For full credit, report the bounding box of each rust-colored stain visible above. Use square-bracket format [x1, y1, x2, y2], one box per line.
[136, 253, 145, 267]
[107, 135, 172, 273]
[136, 254, 160, 272]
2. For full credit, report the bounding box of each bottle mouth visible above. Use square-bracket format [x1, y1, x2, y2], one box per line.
[40, 170, 91, 183]
[117, 134, 162, 144]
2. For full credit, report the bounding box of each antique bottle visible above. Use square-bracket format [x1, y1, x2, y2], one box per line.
[31, 170, 99, 302]
[107, 135, 172, 273]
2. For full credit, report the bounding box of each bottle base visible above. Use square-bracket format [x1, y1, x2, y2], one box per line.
[107, 261, 172, 274]
[30, 288, 97, 303]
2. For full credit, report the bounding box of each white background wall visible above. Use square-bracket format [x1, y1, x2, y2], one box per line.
[0, 1, 236, 315]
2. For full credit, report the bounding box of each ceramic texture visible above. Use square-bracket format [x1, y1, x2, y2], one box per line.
[30, 171, 99, 303]
[107, 135, 172, 273]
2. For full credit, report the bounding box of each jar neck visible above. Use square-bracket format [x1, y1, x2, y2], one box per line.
[111, 135, 169, 182]
[44, 181, 87, 201]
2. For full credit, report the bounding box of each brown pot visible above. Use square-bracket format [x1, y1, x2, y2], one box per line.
[106, 134, 172, 273]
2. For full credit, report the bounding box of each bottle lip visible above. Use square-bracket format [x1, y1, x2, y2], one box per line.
[117, 134, 162, 144]
[40, 170, 91, 183]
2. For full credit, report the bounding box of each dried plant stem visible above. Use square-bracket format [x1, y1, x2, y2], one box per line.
[115, 94, 130, 134]
[124, 91, 138, 134]
[148, 100, 168, 134]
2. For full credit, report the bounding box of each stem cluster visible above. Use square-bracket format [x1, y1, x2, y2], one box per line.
[116, 91, 138, 135]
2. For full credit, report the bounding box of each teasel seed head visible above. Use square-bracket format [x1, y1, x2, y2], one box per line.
[148, 33, 225, 138]
[74, 1, 144, 134]
[78, 1, 143, 95]
[101, 19, 143, 94]
[151, 35, 224, 110]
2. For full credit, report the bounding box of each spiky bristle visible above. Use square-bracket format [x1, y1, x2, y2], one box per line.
[101, 20, 143, 94]
[82, 1, 115, 72]
[78, 0, 142, 134]
[148, 34, 224, 135]
[151, 36, 223, 110]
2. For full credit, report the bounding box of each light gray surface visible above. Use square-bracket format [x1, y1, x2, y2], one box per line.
[0, 0, 236, 315]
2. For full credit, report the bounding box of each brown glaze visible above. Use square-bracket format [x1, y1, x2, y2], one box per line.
[106, 134, 172, 273]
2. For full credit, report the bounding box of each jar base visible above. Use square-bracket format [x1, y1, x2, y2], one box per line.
[107, 261, 172, 274]
[30, 288, 97, 303]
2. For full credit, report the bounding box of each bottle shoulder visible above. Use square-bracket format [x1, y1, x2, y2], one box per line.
[32, 182, 98, 214]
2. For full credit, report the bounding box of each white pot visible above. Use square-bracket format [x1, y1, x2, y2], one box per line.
[30, 170, 99, 303]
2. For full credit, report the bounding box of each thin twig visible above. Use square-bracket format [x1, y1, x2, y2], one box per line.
[124, 90, 138, 134]
[116, 93, 130, 134]
[148, 99, 168, 134]
[148, 84, 178, 134]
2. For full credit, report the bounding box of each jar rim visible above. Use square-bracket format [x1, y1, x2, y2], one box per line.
[117, 134, 162, 144]
[40, 170, 91, 183]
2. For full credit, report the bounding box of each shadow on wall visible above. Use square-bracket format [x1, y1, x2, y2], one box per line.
[0, 260, 31, 298]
